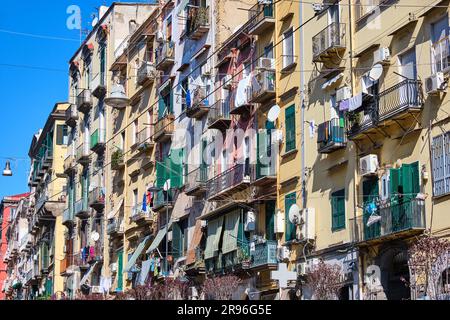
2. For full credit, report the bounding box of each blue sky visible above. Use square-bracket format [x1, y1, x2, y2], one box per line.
[0, 0, 148, 199]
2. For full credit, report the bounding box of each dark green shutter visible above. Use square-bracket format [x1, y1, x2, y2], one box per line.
[117, 250, 123, 292]
[265, 201, 276, 241]
[170, 149, 183, 188]
[331, 189, 345, 231]
[158, 94, 165, 119]
[285, 105, 296, 152]
[284, 192, 297, 241]
[172, 223, 182, 259]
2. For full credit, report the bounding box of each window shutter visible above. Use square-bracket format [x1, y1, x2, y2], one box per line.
[172, 223, 182, 259]
[331, 189, 345, 231]
[285, 105, 296, 152]
[158, 94, 165, 119]
[432, 135, 445, 196]
[284, 192, 297, 241]
[265, 201, 276, 241]
[170, 149, 183, 188]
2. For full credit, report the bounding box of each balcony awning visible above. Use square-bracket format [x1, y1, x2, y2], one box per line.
[80, 262, 98, 286]
[204, 215, 224, 260]
[107, 198, 124, 219]
[186, 220, 203, 265]
[321, 72, 343, 90]
[125, 235, 151, 273]
[146, 218, 173, 254]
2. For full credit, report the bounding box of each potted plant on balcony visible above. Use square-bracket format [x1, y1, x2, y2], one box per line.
[238, 248, 252, 269]
[111, 149, 124, 170]
[347, 111, 361, 134]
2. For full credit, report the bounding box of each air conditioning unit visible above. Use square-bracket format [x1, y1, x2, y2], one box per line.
[91, 286, 102, 294]
[298, 208, 316, 241]
[373, 47, 390, 65]
[257, 57, 275, 70]
[277, 246, 290, 261]
[110, 263, 117, 273]
[425, 72, 447, 94]
[244, 211, 256, 232]
[274, 209, 285, 233]
[336, 86, 352, 102]
[360, 154, 379, 176]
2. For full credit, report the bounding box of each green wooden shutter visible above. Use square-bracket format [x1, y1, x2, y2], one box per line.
[331, 189, 345, 231]
[169, 89, 174, 114]
[158, 94, 165, 119]
[117, 250, 123, 292]
[285, 105, 296, 152]
[265, 200, 276, 241]
[172, 222, 182, 259]
[170, 149, 184, 188]
[284, 192, 297, 241]
[56, 125, 64, 145]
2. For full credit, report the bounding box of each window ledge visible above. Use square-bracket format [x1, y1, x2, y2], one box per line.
[281, 148, 298, 158]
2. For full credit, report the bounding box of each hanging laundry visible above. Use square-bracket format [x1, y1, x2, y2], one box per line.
[147, 191, 153, 208]
[142, 192, 147, 213]
[348, 93, 363, 112]
[139, 260, 152, 285]
[89, 246, 95, 259]
[185, 90, 191, 108]
[339, 99, 350, 112]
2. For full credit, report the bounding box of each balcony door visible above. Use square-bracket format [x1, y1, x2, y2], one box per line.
[399, 49, 418, 106]
[362, 177, 380, 240]
[431, 16, 449, 73]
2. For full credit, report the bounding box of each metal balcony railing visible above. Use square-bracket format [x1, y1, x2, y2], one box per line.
[91, 72, 107, 98]
[185, 166, 208, 195]
[107, 217, 124, 235]
[431, 36, 450, 74]
[137, 62, 156, 85]
[62, 208, 75, 226]
[74, 197, 89, 217]
[136, 128, 153, 149]
[317, 118, 347, 154]
[247, 1, 275, 34]
[312, 22, 346, 62]
[154, 114, 175, 141]
[248, 70, 275, 103]
[76, 143, 90, 163]
[90, 129, 106, 152]
[350, 198, 426, 243]
[155, 41, 175, 69]
[64, 151, 77, 173]
[249, 240, 277, 269]
[88, 187, 105, 209]
[65, 104, 78, 127]
[251, 160, 276, 184]
[206, 163, 251, 199]
[347, 80, 423, 138]
[77, 89, 93, 113]
[130, 204, 152, 223]
[207, 99, 231, 129]
[186, 6, 210, 39]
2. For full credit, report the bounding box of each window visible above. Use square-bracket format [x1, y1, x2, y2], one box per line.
[181, 77, 189, 110]
[331, 189, 345, 231]
[172, 218, 188, 259]
[283, 28, 294, 68]
[264, 43, 274, 59]
[158, 81, 173, 119]
[120, 131, 125, 150]
[56, 125, 68, 145]
[284, 192, 297, 241]
[285, 105, 296, 152]
[432, 132, 450, 196]
[133, 189, 138, 214]
[100, 45, 106, 85]
[132, 120, 138, 145]
[431, 16, 450, 74]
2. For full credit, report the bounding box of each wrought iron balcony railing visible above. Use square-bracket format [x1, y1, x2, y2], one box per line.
[155, 41, 175, 69]
[77, 89, 93, 113]
[248, 69, 275, 103]
[350, 198, 426, 243]
[185, 166, 208, 196]
[317, 118, 347, 154]
[312, 22, 346, 63]
[247, 1, 275, 35]
[206, 163, 251, 200]
[154, 114, 175, 142]
[90, 129, 106, 153]
[137, 62, 156, 85]
[207, 99, 231, 130]
[65, 104, 78, 127]
[248, 240, 277, 269]
[186, 6, 210, 39]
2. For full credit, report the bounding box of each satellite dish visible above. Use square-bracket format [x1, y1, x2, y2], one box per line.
[267, 105, 281, 122]
[164, 179, 171, 192]
[288, 204, 301, 225]
[91, 17, 99, 27]
[369, 63, 383, 82]
[91, 231, 100, 242]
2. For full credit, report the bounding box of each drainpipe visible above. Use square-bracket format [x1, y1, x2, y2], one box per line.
[299, 0, 306, 212]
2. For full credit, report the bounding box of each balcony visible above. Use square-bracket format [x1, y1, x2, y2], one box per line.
[205, 244, 250, 273]
[76, 143, 90, 164]
[155, 41, 175, 70]
[111, 149, 125, 171]
[431, 35, 450, 74]
[246, 240, 277, 270]
[42, 147, 53, 168]
[77, 89, 93, 113]
[60, 257, 70, 276]
[347, 80, 423, 140]
[248, 69, 275, 103]
[185, 166, 208, 196]
[206, 164, 251, 201]
[152, 190, 174, 212]
[65, 104, 78, 127]
[26, 234, 34, 249]
[248, 1, 275, 35]
[186, 6, 210, 40]
[154, 114, 175, 142]
[137, 62, 156, 85]
[136, 128, 154, 152]
[186, 86, 210, 119]
[88, 187, 105, 211]
[312, 22, 346, 64]
[130, 205, 153, 225]
[90, 129, 106, 153]
[62, 208, 75, 226]
[74, 198, 89, 218]
[63, 152, 77, 174]
[107, 217, 124, 236]
[350, 199, 426, 245]
[251, 161, 276, 187]
[317, 118, 347, 154]
[207, 99, 231, 130]
[91, 73, 107, 98]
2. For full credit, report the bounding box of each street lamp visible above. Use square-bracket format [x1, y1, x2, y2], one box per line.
[148, 179, 171, 276]
[2, 161, 12, 176]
